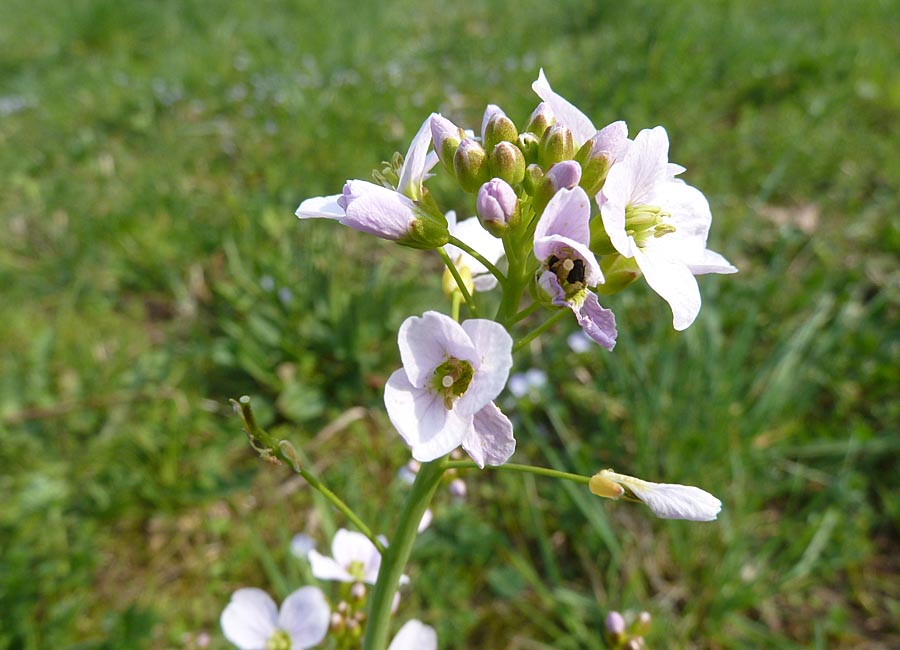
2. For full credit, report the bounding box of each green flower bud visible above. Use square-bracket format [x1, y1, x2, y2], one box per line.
[483, 109, 518, 154]
[431, 114, 465, 175]
[516, 132, 540, 165]
[538, 123, 574, 168]
[575, 139, 613, 197]
[489, 141, 526, 186]
[522, 163, 544, 195]
[453, 138, 490, 193]
[524, 102, 556, 139]
[398, 210, 451, 250]
[589, 215, 617, 256]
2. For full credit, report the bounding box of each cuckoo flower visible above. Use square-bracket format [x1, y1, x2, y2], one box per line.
[384, 311, 515, 467]
[533, 187, 617, 350]
[307, 529, 384, 585]
[220, 587, 329, 650]
[597, 127, 738, 330]
[443, 211, 505, 292]
[589, 469, 722, 521]
[388, 620, 438, 650]
[295, 114, 447, 248]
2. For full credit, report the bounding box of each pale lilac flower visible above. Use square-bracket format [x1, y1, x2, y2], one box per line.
[295, 115, 446, 246]
[384, 311, 515, 467]
[443, 211, 505, 292]
[597, 127, 738, 330]
[289, 534, 315, 559]
[508, 368, 547, 398]
[533, 187, 617, 350]
[589, 469, 722, 521]
[220, 587, 329, 650]
[532, 69, 628, 157]
[566, 330, 592, 354]
[388, 620, 438, 650]
[307, 529, 382, 585]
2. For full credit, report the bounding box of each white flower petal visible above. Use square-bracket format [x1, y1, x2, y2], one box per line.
[330, 529, 381, 582]
[461, 402, 515, 468]
[418, 509, 433, 533]
[633, 247, 701, 331]
[340, 181, 418, 240]
[397, 311, 479, 387]
[534, 187, 592, 247]
[457, 319, 513, 416]
[384, 369, 470, 461]
[531, 69, 596, 147]
[686, 248, 738, 275]
[278, 586, 330, 649]
[220, 588, 279, 649]
[619, 476, 722, 521]
[295, 194, 345, 220]
[388, 620, 438, 650]
[307, 550, 353, 582]
[398, 114, 436, 200]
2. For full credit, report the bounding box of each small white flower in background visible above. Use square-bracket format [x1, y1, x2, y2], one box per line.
[307, 529, 383, 585]
[289, 534, 315, 559]
[589, 469, 722, 521]
[384, 311, 515, 468]
[508, 368, 548, 398]
[443, 211, 505, 292]
[220, 586, 329, 650]
[388, 619, 438, 650]
[597, 126, 738, 330]
[566, 330, 593, 354]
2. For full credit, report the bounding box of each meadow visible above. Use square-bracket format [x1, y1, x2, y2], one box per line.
[1, 0, 898, 647]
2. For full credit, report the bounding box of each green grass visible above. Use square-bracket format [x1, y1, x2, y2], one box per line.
[1, 0, 898, 648]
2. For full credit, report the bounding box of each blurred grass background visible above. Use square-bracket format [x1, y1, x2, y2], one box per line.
[1, 0, 898, 647]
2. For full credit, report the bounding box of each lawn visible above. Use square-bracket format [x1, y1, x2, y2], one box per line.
[1, 0, 898, 648]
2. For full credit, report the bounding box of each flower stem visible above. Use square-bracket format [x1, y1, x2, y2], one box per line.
[447, 234, 506, 287]
[442, 459, 590, 485]
[438, 247, 479, 317]
[232, 396, 385, 553]
[362, 458, 445, 650]
[512, 308, 569, 353]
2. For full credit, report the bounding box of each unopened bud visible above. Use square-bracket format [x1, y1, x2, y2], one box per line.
[576, 121, 629, 195]
[575, 139, 613, 197]
[453, 138, 490, 193]
[516, 132, 540, 165]
[476, 178, 519, 235]
[482, 105, 518, 153]
[350, 582, 367, 600]
[522, 163, 544, 195]
[330, 613, 344, 632]
[538, 123, 575, 168]
[442, 263, 474, 297]
[524, 102, 556, 139]
[605, 611, 626, 639]
[636, 611, 651, 634]
[624, 639, 645, 650]
[431, 114, 464, 173]
[534, 161, 582, 214]
[489, 141, 526, 186]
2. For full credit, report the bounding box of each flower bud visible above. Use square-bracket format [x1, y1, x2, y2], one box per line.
[482, 104, 518, 153]
[636, 611, 651, 634]
[350, 582, 367, 601]
[538, 123, 575, 168]
[522, 163, 544, 195]
[489, 141, 526, 186]
[605, 611, 626, 643]
[524, 102, 556, 139]
[431, 114, 464, 173]
[442, 263, 474, 297]
[453, 138, 490, 193]
[533, 161, 582, 214]
[476, 178, 519, 236]
[516, 132, 540, 165]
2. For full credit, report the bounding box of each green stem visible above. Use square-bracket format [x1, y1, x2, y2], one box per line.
[451, 290, 462, 322]
[438, 248, 479, 317]
[510, 301, 540, 325]
[234, 397, 385, 553]
[442, 460, 590, 485]
[363, 459, 446, 650]
[447, 235, 506, 287]
[512, 309, 569, 354]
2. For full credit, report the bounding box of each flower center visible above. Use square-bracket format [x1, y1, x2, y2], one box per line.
[347, 559, 367, 581]
[266, 630, 291, 650]
[432, 357, 475, 409]
[624, 204, 676, 246]
[548, 253, 586, 297]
